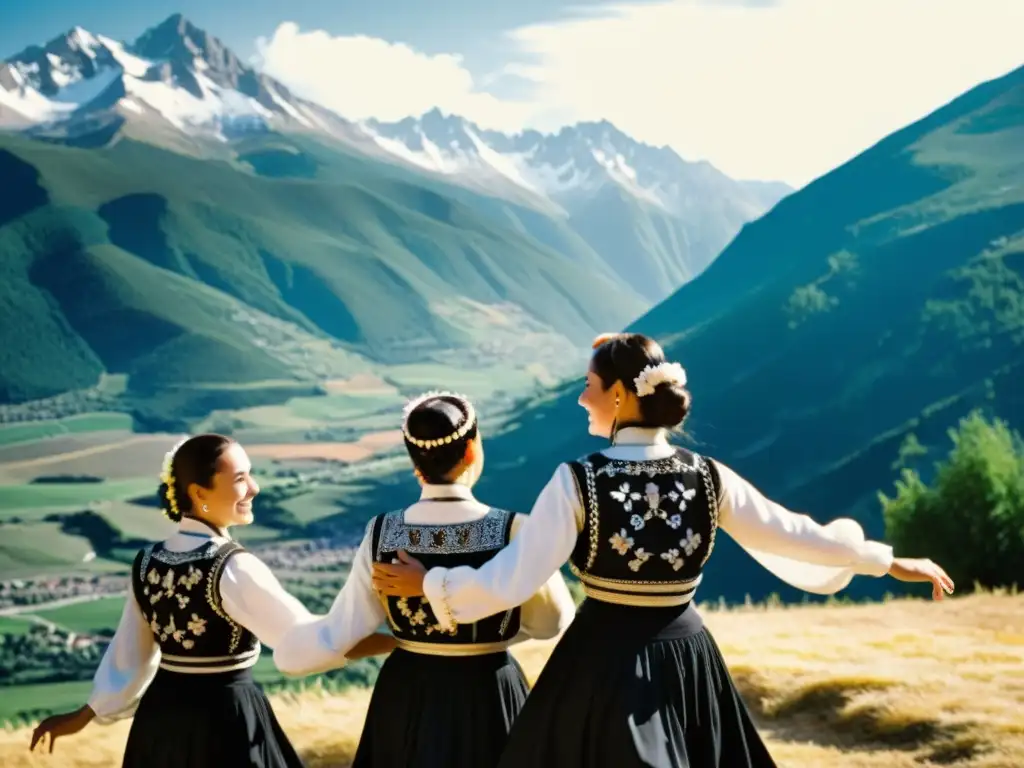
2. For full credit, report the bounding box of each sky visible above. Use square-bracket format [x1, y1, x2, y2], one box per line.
[3, 0, 1022, 187]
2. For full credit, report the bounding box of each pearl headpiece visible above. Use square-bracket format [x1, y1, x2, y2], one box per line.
[401, 391, 477, 450]
[634, 362, 688, 397]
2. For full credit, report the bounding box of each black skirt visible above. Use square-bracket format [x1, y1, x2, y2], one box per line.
[122, 667, 303, 768]
[496, 600, 778, 768]
[352, 647, 529, 768]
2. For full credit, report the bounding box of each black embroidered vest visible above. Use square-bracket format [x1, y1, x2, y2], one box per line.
[567, 447, 719, 606]
[131, 540, 259, 672]
[370, 507, 520, 654]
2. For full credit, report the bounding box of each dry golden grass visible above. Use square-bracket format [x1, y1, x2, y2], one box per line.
[4, 592, 1022, 767]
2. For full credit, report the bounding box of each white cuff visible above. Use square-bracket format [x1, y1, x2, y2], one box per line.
[422, 567, 455, 631]
[87, 699, 137, 725]
[855, 541, 894, 577]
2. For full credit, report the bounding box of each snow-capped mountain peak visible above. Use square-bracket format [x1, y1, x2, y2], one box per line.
[360, 109, 738, 213]
[0, 15, 357, 141]
[0, 15, 790, 220]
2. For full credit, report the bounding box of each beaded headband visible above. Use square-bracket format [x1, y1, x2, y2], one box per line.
[401, 390, 477, 450]
[158, 436, 189, 520]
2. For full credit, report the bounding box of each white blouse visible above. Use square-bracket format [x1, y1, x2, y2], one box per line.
[421, 427, 895, 630]
[87, 517, 314, 724]
[272, 482, 577, 678]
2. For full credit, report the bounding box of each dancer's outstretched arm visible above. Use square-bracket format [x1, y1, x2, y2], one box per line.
[274, 523, 391, 677]
[713, 459, 954, 599]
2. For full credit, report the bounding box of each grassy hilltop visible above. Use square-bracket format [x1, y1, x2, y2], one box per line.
[1, 592, 1021, 768]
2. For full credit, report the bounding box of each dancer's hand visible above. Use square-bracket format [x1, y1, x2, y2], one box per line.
[888, 557, 955, 600]
[346, 632, 398, 660]
[372, 550, 427, 597]
[30, 705, 95, 753]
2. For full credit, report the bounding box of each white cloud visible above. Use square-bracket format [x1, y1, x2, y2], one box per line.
[508, 0, 1024, 186]
[253, 22, 532, 131]
[255, 1, 1023, 186]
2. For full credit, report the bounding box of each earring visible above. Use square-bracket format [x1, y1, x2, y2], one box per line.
[615, 394, 620, 408]
[202, 504, 208, 513]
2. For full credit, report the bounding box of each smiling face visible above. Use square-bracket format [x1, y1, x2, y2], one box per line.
[578, 367, 621, 438]
[189, 442, 259, 529]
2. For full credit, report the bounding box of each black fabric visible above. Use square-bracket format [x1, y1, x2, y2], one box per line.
[121, 668, 303, 768]
[352, 648, 529, 768]
[496, 600, 777, 768]
[370, 507, 521, 645]
[567, 447, 718, 598]
[131, 540, 258, 658]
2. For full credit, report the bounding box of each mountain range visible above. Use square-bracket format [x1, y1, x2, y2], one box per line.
[0, 14, 789, 322]
[468, 61, 1024, 603]
[6, 13, 1020, 606]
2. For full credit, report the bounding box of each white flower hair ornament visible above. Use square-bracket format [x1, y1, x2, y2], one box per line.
[401, 390, 477, 450]
[159, 436, 189, 520]
[633, 362, 688, 397]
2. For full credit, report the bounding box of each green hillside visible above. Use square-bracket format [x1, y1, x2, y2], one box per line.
[0, 132, 648, 409]
[467, 64, 1024, 602]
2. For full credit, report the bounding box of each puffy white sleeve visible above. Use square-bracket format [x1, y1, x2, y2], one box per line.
[271, 525, 388, 677]
[422, 465, 580, 630]
[87, 594, 160, 724]
[714, 459, 894, 594]
[508, 514, 577, 643]
[218, 551, 316, 648]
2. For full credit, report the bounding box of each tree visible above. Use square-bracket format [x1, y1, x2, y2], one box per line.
[880, 411, 1024, 590]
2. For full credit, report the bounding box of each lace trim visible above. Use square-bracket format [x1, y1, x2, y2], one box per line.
[141, 541, 219, 573]
[375, 508, 512, 559]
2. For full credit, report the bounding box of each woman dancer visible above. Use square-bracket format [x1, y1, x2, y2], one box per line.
[30, 433, 393, 766]
[373, 334, 954, 768]
[274, 391, 576, 768]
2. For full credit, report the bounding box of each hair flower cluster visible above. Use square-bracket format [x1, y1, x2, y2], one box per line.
[634, 362, 688, 397]
[159, 437, 189, 521]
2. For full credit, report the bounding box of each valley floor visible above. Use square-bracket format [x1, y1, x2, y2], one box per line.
[2, 592, 1022, 767]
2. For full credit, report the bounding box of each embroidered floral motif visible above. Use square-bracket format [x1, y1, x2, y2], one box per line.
[597, 465, 709, 577]
[609, 482, 641, 511]
[138, 545, 253, 656]
[618, 479, 696, 533]
[179, 566, 203, 590]
[145, 564, 204, 610]
[609, 528, 634, 555]
[148, 600, 223, 649]
[681, 529, 702, 556]
[668, 481, 697, 511]
[628, 548, 651, 571]
[660, 548, 684, 571]
[395, 596, 456, 636]
[187, 615, 207, 636]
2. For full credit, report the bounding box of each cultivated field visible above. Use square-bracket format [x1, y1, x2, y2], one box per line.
[2, 592, 1021, 768]
[245, 431, 405, 463]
